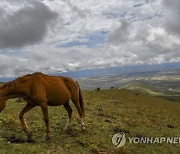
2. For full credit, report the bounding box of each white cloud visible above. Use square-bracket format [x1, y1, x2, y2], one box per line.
[0, 0, 180, 77]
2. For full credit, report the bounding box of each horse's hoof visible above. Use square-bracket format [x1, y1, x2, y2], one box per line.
[27, 131, 33, 141]
[45, 134, 50, 141]
[81, 124, 86, 131]
[63, 127, 69, 132]
[82, 126, 86, 131]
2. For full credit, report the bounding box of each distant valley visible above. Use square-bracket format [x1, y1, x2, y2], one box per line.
[0, 63, 180, 102]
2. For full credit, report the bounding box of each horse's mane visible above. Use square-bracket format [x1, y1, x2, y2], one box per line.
[0, 78, 20, 90]
[0, 72, 44, 90]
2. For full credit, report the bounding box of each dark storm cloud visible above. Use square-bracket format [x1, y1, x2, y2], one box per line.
[163, 0, 180, 36]
[0, 0, 58, 49]
[107, 20, 131, 46]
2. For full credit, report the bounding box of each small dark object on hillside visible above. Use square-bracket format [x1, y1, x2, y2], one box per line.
[112, 127, 130, 134]
[135, 93, 139, 96]
[111, 86, 114, 89]
[97, 106, 103, 111]
[7, 136, 25, 143]
[16, 98, 24, 103]
[105, 119, 112, 123]
[167, 124, 174, 129]
[96, 87, 100, 91]
[6, 135, 36, 143]
[97, 112, 116, 119]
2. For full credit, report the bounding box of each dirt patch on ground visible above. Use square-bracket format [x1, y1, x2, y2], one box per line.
[6, 136, 36, 143]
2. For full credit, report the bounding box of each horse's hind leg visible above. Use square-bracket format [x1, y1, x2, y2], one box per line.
[19, 103, 35, 141]
[63, 101, 72, 131]
[71, 98, 85, 131]
[40, 102, 50, 140]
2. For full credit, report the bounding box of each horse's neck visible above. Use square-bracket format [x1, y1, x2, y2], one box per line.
[6, 80, 33, 100]
[4, 93, 21, 100]
[1, 82, 21, 100]
[1, 87, 17, 100]
[1, 87, 12, 96]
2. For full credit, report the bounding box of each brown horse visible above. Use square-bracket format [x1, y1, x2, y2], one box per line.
[0, 72, 85, 140]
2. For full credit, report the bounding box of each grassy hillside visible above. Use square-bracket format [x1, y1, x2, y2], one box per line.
[124, 83, 180, 103]
[123, 83, 164, 96]
[0, 89, 179, 154]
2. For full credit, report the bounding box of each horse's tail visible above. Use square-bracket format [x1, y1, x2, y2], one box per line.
[76, 82, 85, 118]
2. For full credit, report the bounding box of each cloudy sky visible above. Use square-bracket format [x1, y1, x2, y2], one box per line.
[0, 0, 180, 77]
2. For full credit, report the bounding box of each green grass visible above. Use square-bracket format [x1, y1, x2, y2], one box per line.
[0, 89, 180, 154]
[123, 83, 164, 96]
[124, 83, 180, 103]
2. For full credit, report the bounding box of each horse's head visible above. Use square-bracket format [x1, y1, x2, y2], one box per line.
[0, 91, 5, 112]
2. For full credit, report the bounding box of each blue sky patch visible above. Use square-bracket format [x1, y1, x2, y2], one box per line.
[0, 49, 28, 58]
[59, 31, 108, 48]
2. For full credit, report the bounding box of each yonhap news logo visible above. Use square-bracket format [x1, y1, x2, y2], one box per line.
[112, 132, 180, 148]
[112, 132, 126, 148]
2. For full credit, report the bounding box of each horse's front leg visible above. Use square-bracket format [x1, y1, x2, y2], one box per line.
[19, 103, 35, 141]
[40, 103, 50, 140]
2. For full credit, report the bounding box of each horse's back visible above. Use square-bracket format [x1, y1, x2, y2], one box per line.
[33, 72, 75, 87]
[32, 72, 77, 106]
